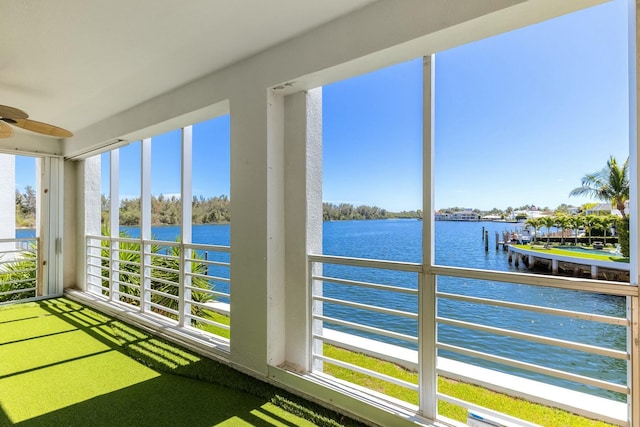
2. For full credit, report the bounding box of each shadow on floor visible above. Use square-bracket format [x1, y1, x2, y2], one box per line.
[0, 298, 358, 427]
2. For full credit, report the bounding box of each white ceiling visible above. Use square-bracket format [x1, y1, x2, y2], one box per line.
[0, 0, 375, 137]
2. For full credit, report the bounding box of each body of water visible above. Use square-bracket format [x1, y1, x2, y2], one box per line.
[19, 220, 627, 399]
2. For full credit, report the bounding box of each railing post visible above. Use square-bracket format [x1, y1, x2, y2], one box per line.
[110, 239, 119, 302]
[310, 258, 323, 372]
[630, 295, 640, 427]
[141, 241, 151, 313]
[420, 270, 437, 419]
[179, 244, 193, 327]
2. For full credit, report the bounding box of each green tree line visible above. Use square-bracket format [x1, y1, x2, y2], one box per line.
[323, 202, 421, 221]
[100, 195, 422, 226]
[102, 194, 231, 226]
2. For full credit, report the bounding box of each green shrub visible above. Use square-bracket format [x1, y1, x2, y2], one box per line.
[618, 216, 630, 257]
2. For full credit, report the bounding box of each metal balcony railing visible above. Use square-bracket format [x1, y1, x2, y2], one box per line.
[86, 235, 230, 344]
[309, 254, 637, 426]
[0, 237, 39, 304]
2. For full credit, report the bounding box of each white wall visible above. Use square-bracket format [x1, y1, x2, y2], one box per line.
[0, 155, 16, 252]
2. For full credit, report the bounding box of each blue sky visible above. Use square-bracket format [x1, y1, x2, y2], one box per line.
[323, 0, 629, 212]
[16, 0, 630, 213]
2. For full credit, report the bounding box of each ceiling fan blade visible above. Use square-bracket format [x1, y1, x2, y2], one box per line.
[0, 105, 28, 120]
[12, 118, 73, 138]
[0, 121, 13, 138]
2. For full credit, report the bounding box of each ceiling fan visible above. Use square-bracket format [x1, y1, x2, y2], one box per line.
[0, 105, 73, 138]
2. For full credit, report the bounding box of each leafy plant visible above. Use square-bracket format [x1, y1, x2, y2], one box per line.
[0, 245, 37, 303]
[100, 228, 214, 323]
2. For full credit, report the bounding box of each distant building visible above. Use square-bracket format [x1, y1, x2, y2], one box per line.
[482, 214, 502, 221]
[434, 210, 481, 221]
[450, 210, 481, 221]
[434, 211, 451, 221]
[584, 202, 629, 217]
[509, 210, 545, 221]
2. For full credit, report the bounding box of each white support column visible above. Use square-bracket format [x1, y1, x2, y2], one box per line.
[36, 157, 47, 296]
[83, 156, 102, 294]
[229, 88, 272, 375]
[266, 90, 286, 368]
[180, 126, 193, 327]
[141, 138, 152, 313]
[50, 157, 64, 296]
[420, 54, 437, 420]
[109, 149, 120, 301]
[283, 87, 323, 372]
[629, 1, 639, 425]
[0, 154, 16, 254]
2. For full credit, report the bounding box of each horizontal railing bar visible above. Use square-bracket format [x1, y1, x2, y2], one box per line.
[308, 253, 636, 297]
[313, 353, 419, 391]
[142, 239, 180, 247]
[150, 264, 179, 275]
[437, 316, 628, 360]
[186, 259, 230, 268]
[0, 257, 35, 266]
[189, 315, 231, 330]
[312, 274, 417, 294]
[431, 265, 636, 297]
[316, 333, 419, 369]
[1, 267, 37, 275]
[435, 393, 541, 427]
[113, 269, 140, 278]
[201, 290, 230, 299]
[1, 278, 36, 286]
[110, 237, 141, 244]
[149, 253, 179, 261]
[183, 285, 222, 296]
[437, 342, 629, 394]
[189, 300, 224, 310]
[314, 295, 417, 319]
[184, 243, 230, 253]
[436, 292, 629, 326]
[114, 259, 141, 268]
[116, 294, 141, 303]
[0, 238, 37, 244]
[147, 301, 179, 316]
[0, 287, 36, 296]
[148, 288, 179, 301]
[149, 276, 179, 288]
[186, 272, 230, 283]
[314, 315, 417, 343]
[0, 252, 37, 258]
[309, 253, 423, 273]
[113, 281, 141, 290]
[114, 248, 141, 255]
[88, 255, 111, 262]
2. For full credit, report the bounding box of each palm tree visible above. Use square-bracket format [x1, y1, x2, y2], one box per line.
[554, 214, 572, 245]
[569, 156, 629, 218]
[525, 217, 542, 244]
[598, 214, 616, 246]
[584, 214, 600, 246]
[569, 215, 585, 246]
[540, 216, 556, 246]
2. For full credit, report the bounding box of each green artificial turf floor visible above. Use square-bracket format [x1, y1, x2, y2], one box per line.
[0, 298, 355, 427]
